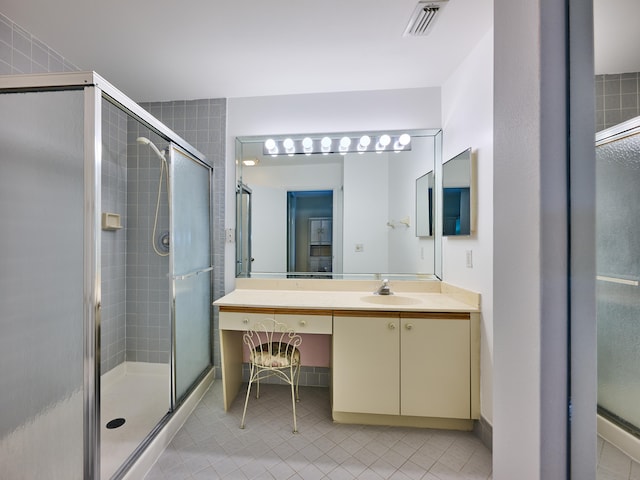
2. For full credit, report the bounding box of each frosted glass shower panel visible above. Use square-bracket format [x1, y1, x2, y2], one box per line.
[172, 148, 211, 273]
[597, 131, 640, 432]
[171, 147, 212, 402]
[0, 90, 85, 478]
[174, 271, 211, 400]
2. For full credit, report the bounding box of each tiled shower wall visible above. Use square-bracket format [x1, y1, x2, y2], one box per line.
[101, 101, 128, 373]
[596, 72, 640, 132]
[124, 124, 172, 365]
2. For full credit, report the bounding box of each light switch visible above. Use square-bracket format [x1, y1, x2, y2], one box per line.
[466, 250, 473, 268]
[225, 228, 235, 243]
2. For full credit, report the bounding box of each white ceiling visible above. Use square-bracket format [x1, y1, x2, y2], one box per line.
[1, 0, 638, 103]
[593, 0, 640, 75]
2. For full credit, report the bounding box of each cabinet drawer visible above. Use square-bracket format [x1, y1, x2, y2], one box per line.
[219, 310, 274, 330]
[275, 312, 332, 334]
[219, 308, 332, 334]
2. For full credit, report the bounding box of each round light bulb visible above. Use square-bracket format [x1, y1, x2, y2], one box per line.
[265, 138, 276, 150]
[399, 133, 411, 146]
[321, 137, 332, 154]
[359, 135, 371, 147]
[379, 134, 391, 147]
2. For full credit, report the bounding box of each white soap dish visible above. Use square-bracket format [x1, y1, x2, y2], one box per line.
[102, 212, 122, 231]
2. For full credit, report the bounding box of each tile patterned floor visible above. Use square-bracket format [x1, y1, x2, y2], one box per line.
[145, 381, 493, 479]
[597, 436, 640, 480]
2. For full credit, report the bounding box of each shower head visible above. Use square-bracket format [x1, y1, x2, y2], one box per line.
[137, 136, 166, 161]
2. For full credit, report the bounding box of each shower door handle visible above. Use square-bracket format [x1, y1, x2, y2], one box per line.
[172, 266, 214, 280]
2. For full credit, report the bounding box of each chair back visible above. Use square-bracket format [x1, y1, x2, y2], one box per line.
[243, 318, 302, 367]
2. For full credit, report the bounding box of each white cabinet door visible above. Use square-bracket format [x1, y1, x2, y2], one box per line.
[333, 314, 399, 415]
[400, 316, 470, 418]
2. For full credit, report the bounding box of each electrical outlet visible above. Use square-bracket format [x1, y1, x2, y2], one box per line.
[225, 228, 235, 243]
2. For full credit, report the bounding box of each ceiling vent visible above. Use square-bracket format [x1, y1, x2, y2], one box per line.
[403, 0, 448, 37]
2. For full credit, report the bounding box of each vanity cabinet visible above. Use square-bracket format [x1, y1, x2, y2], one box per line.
[400, 312, 470, 419]
[333, 312, 400, 415]
[217, 298, 480, 429]
[333, 311, 473, 420]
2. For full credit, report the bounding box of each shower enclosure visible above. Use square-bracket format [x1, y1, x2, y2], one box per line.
[596, 116, 640, 453]
[0, 72, 214, 479]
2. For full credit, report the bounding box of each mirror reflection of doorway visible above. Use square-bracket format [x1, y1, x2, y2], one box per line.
[236, 183, 252, 277]
[287, 190, 333, 276]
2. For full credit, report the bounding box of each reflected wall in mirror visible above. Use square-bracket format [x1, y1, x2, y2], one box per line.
[442, 148, 474, 236]
[236, 129, 442, 279]
[415, 171, 434, 237]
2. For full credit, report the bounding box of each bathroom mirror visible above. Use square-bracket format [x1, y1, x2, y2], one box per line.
[415, 171, 434, 237]
[236, 129, 442, 279]
[442, 148, 474, 236]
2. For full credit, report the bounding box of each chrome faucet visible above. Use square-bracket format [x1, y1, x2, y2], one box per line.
[374, 278, 393, 295]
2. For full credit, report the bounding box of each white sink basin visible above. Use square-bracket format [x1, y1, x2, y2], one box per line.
[360, 295, 422, 306]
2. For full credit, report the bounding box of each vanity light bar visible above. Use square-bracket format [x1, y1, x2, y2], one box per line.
[262, 134, 412, 157]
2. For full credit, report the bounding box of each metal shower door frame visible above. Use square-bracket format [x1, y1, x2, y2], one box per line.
[167, 143, 214, 408]
[0, 71, 211, 480]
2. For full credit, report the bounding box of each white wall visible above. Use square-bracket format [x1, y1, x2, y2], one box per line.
[388, 136, 436, 274]
[226, 88, 442, 290]
[441, 29, 494, 425]
[246, 184, 287, 272]
[343, 152, 389, 273]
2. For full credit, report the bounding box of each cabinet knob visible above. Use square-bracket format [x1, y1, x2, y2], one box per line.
[388, 322, 396, 330]
[405, 323, 413, 330]
[300, 320, 307, 327]
[242, 318, 249, 324]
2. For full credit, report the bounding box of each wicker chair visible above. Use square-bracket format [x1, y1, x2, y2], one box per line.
[240, 318, 302, 433]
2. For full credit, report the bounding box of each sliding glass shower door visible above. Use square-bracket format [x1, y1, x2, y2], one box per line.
[170, 145, 212, 403]
[596, 122, 640, 434]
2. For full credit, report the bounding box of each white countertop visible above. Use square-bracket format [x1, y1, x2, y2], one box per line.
[214, 280, 480, 313]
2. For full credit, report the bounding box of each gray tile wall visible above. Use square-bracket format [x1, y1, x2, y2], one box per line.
[0, 13, 79, 74]
[125, 125, 172, 364]
[101, 100, 129, 373]
[596, 72, 640, 132]
[140, 99, 227, 372]
[242, 365, 331, 388]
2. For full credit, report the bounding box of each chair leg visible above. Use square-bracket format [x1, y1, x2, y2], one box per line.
[294, 364, 301, 402]
[240, 366, 255, 429]
[290, 368, 298, 433]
